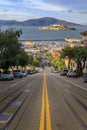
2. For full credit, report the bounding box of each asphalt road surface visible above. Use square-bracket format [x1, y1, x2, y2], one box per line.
[0, 69, 87, 130]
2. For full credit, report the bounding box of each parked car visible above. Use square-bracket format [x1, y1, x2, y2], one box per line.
[12, 70, 23, 78]
[51, 69, 59, 73]
[67, 70, 78, 78]
[0, 71, 1, 79]
[83, 74, 87, 82]
[60, 70, 68, 76]
[22, 70, 27, 77]
[1, 71, 14, 80]
[27, 70, 34, 75]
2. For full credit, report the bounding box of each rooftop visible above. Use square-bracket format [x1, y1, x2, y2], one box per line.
[80, 30, 87, 36]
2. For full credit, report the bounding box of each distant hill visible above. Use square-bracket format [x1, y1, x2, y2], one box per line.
[0, 20, 21, 26]
[0, 17, 81, 26]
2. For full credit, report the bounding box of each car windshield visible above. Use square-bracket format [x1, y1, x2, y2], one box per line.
[2, 71, 10, 74]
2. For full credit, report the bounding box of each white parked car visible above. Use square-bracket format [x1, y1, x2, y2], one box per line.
[22, 71, 27, 77]
[51, 69, 59, 73]
[1, 71, 14, 80]
[83, 74, 87, 82]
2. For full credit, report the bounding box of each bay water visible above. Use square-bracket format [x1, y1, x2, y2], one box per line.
[1, 25, 86, 43]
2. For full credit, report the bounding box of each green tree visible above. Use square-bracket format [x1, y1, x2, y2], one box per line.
[61, 47, 87, 76]
[61, 47, 74, 69]
[33, 58, 40, 67]
[74, 47, 87, 76]
[0, 29, 22, 70]
[47, 53, 64, 70]
[28, 55, 34, 66]
[15, 49, 29, 70]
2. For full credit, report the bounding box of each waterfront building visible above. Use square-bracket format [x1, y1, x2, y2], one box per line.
[80, 30, 87, 46]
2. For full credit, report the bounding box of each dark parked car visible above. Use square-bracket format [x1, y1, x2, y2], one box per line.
[0, 71, 1, 79]
[83, 74, 87, 82]
[13, 70, 23, 78]
[67, 70, 78, 78]
[60, 70, 68, 76]
[27, 70, 34, 75]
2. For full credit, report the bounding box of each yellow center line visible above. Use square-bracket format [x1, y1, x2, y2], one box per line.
[39, 72, 52, 130]
[44, 73, 52, 130]
[39, 83, 45, 130]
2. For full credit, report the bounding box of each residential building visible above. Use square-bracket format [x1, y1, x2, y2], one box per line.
[80, 30, 87, 46]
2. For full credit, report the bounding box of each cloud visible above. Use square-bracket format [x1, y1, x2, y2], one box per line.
[79, 10, 87, 14]
[0, 0, 87, 23]
[3, 9, 10, 12]
[62, 9, 74, 13]
[1, 0, 62, 12]
[0, 0, 12, 6]
[0, 12, 32, 21]
[67, 10, 74, 13]
[0, 0, 24, 7]
[23, 0, 66, 11]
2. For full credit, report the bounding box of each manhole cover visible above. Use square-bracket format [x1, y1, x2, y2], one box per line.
[24, 89, 30, 92]
[11, 101, 22, 106]
[0, 113, 12, 123]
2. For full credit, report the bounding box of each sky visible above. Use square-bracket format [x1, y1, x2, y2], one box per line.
[0, 0, 87, 24]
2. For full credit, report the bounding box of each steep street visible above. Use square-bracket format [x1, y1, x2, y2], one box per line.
[0, 69, 87, 130]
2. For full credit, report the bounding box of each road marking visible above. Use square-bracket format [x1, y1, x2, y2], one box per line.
[39, 72, 52, 130]
[39, 83, 45, 130]
[0, 79, 35, 93]
[44, 73, 52, 130]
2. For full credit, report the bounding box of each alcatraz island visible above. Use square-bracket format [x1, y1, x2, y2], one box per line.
[39, 24, 76, 31]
